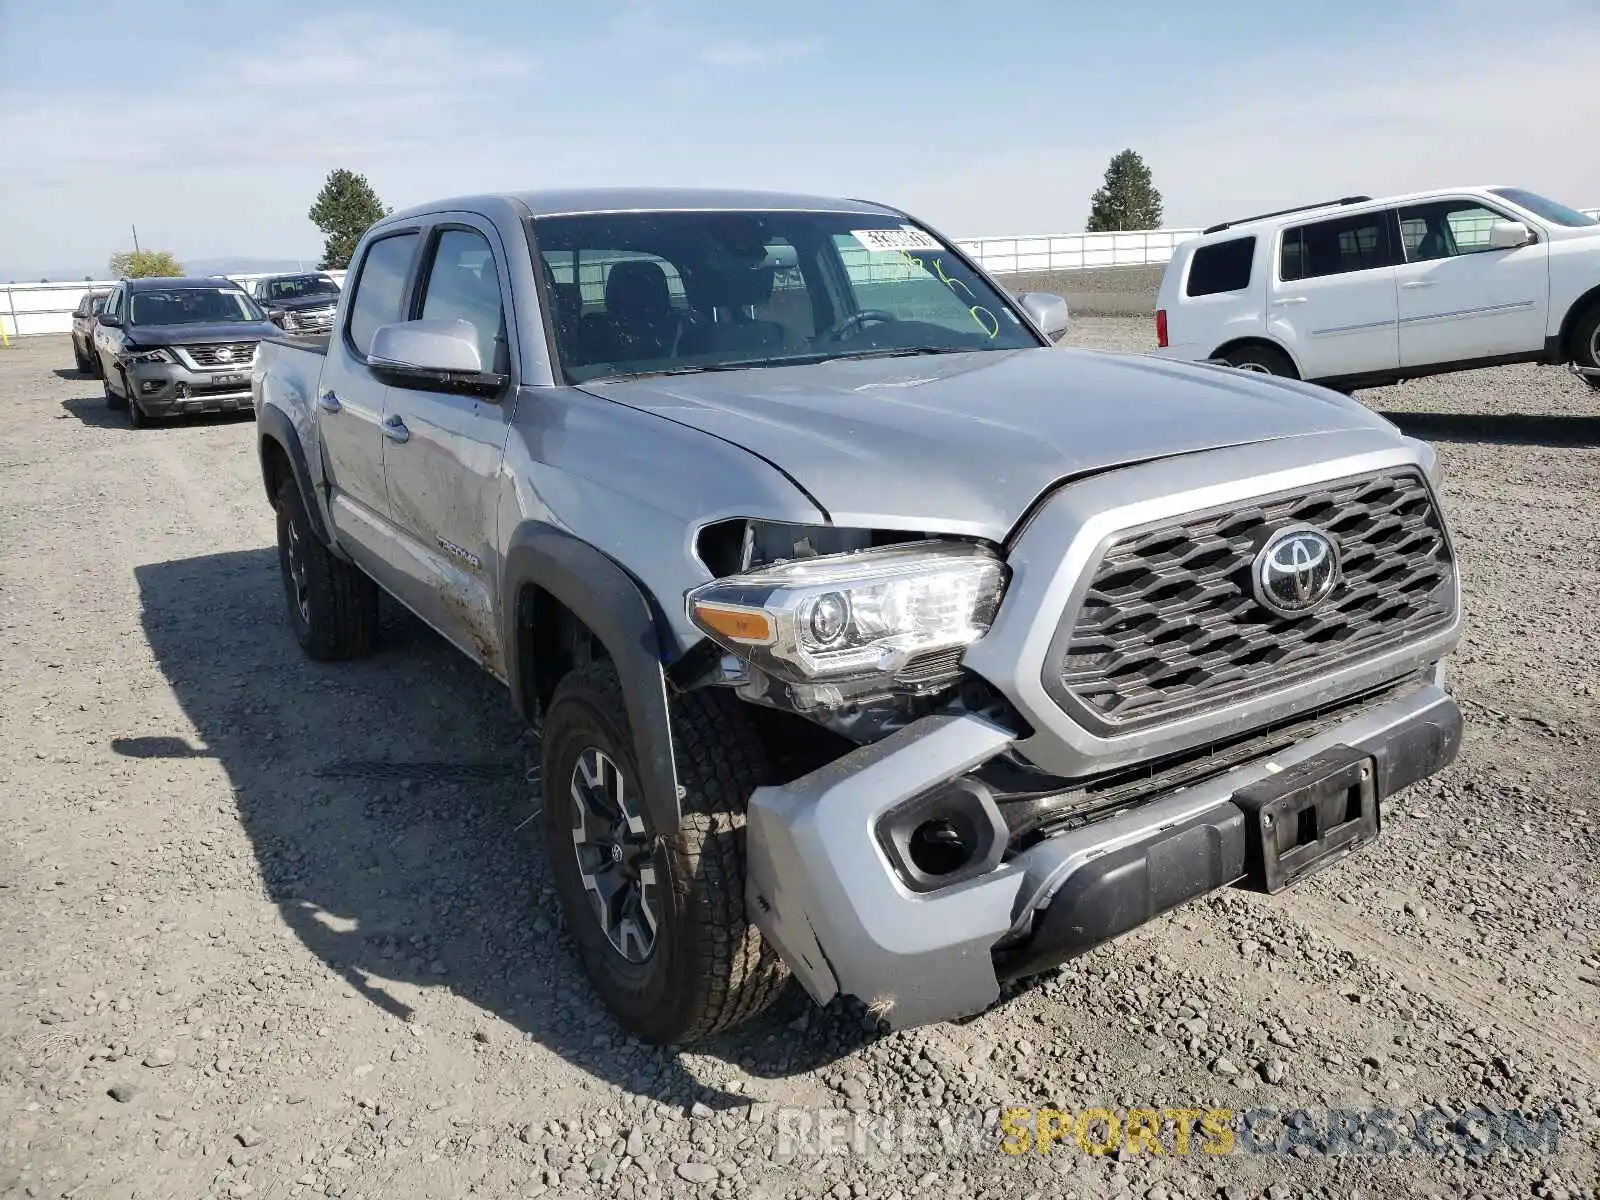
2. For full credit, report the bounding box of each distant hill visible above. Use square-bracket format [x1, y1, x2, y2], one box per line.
[3, 255, 321, 284]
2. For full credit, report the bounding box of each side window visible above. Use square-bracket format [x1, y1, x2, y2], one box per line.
[346, 232, 419, 356]
[1279, 212, 1396, 281]
[418, 228, 507, 372]
[1185, 237, 1256, 297]
[104, 289, 122, 321]
[1398, 201, 1509, 262]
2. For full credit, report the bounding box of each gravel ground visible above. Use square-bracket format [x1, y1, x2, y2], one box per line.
[1, 328, 1597, 1200]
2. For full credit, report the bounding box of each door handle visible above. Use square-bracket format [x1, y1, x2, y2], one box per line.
[1273, 296, 1308, 306]
[317, 390, 342, 413]
[381, 415, 410, 444]
[1401, 280, 1435, 289]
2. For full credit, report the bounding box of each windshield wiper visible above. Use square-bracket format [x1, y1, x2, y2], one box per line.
[590, 361, 774, 382]
[828, 346, 972, 362]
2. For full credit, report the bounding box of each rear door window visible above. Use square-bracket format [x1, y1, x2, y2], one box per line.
[345, 232, 419, 356]
[1185, 237, 1256, 297]
[1279, 211, 1398, 281]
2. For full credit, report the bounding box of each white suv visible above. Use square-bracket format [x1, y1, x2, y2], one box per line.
[1154, 186, 1600, 392]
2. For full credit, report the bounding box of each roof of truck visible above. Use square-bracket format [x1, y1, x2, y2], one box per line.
[387, 187, 906, 223]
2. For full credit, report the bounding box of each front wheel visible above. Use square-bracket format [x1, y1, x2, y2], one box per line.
[1222, 342, 1298, 378]
[540, 662, 789, 1044]
[1571, 301, 1600, 391]
[103, 367, 126, 410]
[124, 374, 146, 428]
[274, 480, 379, 660]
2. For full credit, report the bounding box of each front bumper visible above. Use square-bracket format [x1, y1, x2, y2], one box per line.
[745, 678, 1461, 1030]
[124, 359, 254, 416]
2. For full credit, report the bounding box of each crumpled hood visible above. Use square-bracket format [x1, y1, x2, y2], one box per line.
[579, 347, 1397, 540]
[125, 320, 281, 347]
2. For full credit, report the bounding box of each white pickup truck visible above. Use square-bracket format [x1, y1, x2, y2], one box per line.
[1155, 185, 1600, 391]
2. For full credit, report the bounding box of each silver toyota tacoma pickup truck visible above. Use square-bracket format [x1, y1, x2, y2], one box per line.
[253, 187, 1463, 1045]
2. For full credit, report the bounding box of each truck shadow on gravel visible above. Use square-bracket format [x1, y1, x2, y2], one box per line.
[131, 547, 878, 1109]
[1378, 410, 1600, 447]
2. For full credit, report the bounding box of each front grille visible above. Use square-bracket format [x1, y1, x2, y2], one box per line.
[185, 342, 257, 367]
[284, 307, 335, 333]
[1050, 468, 1454, 731]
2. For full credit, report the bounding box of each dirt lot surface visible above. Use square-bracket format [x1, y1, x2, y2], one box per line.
[2, 327, 1597, 1200]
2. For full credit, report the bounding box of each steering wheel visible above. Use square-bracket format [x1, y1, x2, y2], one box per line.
[815, 309, 898, 343]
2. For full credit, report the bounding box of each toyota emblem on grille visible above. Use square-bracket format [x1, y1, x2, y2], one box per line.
[1252, 525, 1340, 619]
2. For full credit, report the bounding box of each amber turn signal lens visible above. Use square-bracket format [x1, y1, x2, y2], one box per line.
[690, 601, 775, 645]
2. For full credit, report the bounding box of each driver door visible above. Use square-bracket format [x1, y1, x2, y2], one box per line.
[1393, 198, 1549, 366]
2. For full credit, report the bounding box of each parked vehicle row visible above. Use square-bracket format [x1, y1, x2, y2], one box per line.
[1155, 184, 1600, 390]
[90, 277, 280, 428]
[253, 186, 1462, 1045]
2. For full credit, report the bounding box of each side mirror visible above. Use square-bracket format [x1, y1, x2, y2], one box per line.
[265, 308, 287, 327]
[1488, 220, 1534, 250]
[97, 312, 120, 327]
[1018, 292, 1071, 342]
[367, 318, 507, 398]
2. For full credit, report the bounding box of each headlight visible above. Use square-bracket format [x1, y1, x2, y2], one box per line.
[686, 540, 1006, 691]
[124, 348, 174, 364]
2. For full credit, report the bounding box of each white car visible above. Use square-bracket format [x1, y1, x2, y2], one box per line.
[1154, 186, 1600, 392]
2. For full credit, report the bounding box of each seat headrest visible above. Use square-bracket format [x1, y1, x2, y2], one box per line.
[605, 260, 673, 319]
[692, 264, 776, 309]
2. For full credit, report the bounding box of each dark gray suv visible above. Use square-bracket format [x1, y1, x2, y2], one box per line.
[93, 277, 279, 428]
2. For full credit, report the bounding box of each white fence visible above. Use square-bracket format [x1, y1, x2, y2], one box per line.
[5, 208, 1598, 339]
[954, 228, 1202, 274]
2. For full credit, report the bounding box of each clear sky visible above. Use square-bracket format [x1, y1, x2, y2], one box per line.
[2, 0, 1597, 275]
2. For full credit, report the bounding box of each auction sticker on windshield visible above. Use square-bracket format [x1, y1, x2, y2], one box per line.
[852, 227, 943, 253]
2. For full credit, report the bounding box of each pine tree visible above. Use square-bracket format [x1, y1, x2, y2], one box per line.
[1085, 149, 1165, 233]
[308, 169, 390, 270]
[108, 249, 184, 278]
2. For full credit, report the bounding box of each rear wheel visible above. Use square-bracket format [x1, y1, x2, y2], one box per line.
[1221, 342, 1298, 378]
[274, 479, 379, 660]
[72, 340, 89, 373]
[1571, 301, 1600, 391]
[540, 662, 789, 1044]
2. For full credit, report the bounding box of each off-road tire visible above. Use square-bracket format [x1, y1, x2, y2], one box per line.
[1571, 301, 1600, 391]
[273, 479, 379, 661]
[540, 661, 789, 1045]
[72, 342, 89, 373]
[103, 367, 127, 410]
[1222, 342, 1298, 378]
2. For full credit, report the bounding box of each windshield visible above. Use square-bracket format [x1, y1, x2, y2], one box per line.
[263, 274, 340, 301]
[129, 288, 263, 325]
[531, 210, 1039, 382]
[1488, 188, 1598, 228]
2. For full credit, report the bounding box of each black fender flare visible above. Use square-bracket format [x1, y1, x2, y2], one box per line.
[257, 406, 331, 546]
[501, 522, 682, 836]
